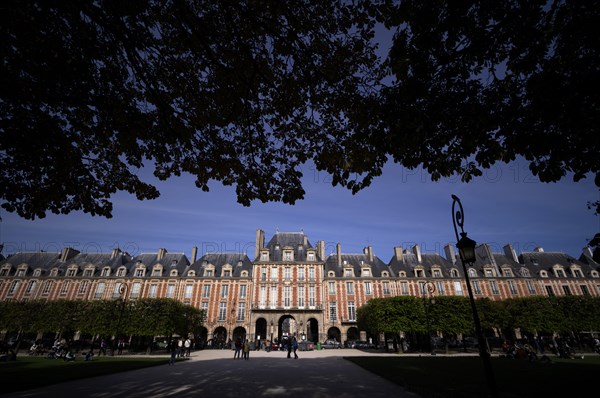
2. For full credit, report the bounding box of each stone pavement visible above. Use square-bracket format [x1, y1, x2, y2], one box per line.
[4, 348, 424, 398]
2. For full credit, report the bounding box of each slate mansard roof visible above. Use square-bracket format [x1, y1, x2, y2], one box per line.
[263, 231, 318, 262]
[189, 253, 252, 277]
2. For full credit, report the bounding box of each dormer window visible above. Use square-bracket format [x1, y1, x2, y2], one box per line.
[468, 268, 477, 278]
[50, 268, 59, 277]
[283, 250, 293, 261]
[361, 268, 371, 277]
[344, 268, 353, 277]
[450, 269, 459, 278]
[307, 252, 315, 261]
[382, 271, 389, 277]
[520, 267, 530, 277]
[540, 270, 548, 278]
[328, 271, 335, 277]
[135, 267, 146, 277]
[241, 270, 248, 277]
[170, 269, 178, 277]
[16, 268, 26, 277]
[553, 267, 566, 278]
[0, 267, 10, 276]
[399, 271, 407, 277]
[261, 252, 269, 261]
[502, 268, 513, 277]
[66, 268, 77, 277]
[83, 268, 94, 277]
[591, 270, 599, 278]
[432, 269, 442, 278]
[33, 269, 42, 277]
[116, 267, 127, 277]
[223, 270, 232, 277]
[571, 267, 583, 278]
[204, 267, 214, 277]
[484, 268, 495, 277]
[151, 265, 163, 277]
[187, 270, 196, 277]
[101, 267, 110, 277]
[237, 260, 243, 267]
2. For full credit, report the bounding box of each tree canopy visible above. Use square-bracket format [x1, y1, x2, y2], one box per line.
[1, 0, 598, 219]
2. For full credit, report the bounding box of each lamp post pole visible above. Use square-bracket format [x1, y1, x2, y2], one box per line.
[452, 195, 498, 398]
[113, 282, 128, 356]
[422, 281, 436, 355]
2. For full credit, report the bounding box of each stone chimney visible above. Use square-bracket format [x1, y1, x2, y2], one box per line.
[111, 248, 121, 259]
[315, 240, 324, 260]
[444, 244, 456, 265]
[503, 244, 519, 263]
[255, 229, 265, 259]
[412, 244, 422, 263]
[336, 243, 342, 267]
[191, 246, 198, 263]
[60, 247, 80, 262]
[157, 248, 167, 260]
[364, 246, 374, 263]
[394, 246, 404, 262]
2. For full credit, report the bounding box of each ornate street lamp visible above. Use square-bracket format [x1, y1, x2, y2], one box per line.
[422, 281, 436, 355]
[452, 195, 498, 398]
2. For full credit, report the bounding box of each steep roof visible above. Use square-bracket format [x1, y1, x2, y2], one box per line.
[325, 253, 390, 277]
[189, 253, 252, 277]
[264, 231, 315, 262]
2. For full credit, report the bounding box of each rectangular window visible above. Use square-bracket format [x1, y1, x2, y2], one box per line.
[261, 252, 268, 261]
[436, 281, 445, 295]
[580, 285, 590, 295]
[298, 285, 305, 307]
[202, 285, 211, 298]
[66, 269, 76, 277]
[472, 281, 481, 295]
[152, 267, 162, 277]
[309, 286, 316, 307]
[562, 285, 572, 295]
[205, 269, 213, 277]
[131, 282, 141, 298]
[453, 281, 463, 296]
[101, 268, 110, 277]
[364, 281, 372, 295]
[526, 280, 536, 294]
[84, 269, 93, 277]
[573, 269, 583, 278]
[383, 281, 390, 295]
[283, 251, 293, 261]
[362, 269, 371, 277]
[328, 282, 336, 295]
[167, 284, 175, 298]
[78, 280, 88, 295]
[218, 302, 227, 321]
[309, 267, 315, 281]
[184, 284, 193, 299]
[284, 267, 291, 280]
[270, 286, 277, 308]
[344, 269, 353, 277]
[307, 252, 315, 261]
[148, 284, 157, 298]
[135, 268, 145, 277]
[346, 281, 354, 295]
[261, 267, 267, 281]
[237, 302, 245, 321]
[271, 267, 278, 281]
[329, 302, 337, 321]
[201, 302, 208, 318]
[401, 281, 409, 295]
[25, 280, 36, 295]
[95, 282, 105, 299]
[433, 269, 441, 278]
[117, 268, 126, 277]
[284, 286, 291, 307]
[223, 270, 231, 277]
[0, 268, 9, 276]
[221, 284, 229, 298]
[60, 281, 70, 296]
[259, 285, 266, 307]
[508, 280, 517, 295]
[545, 285, 555, 296]
[348, 301, 356, 321]
[503, 269, 513, 277]
[484, 269, 494, 277]
[8, 280, 20, 294]
[42, 281, 53, 296]
[298, 267, 305, 281]
[490, 280, 499, 295]
[239, 284, 247, 299]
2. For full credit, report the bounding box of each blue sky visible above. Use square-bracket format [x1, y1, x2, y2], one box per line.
[1, 158, 598, 262]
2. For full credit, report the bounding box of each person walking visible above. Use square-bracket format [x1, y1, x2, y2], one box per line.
[287, 338, 292, 358]
[169, 339, 178, 365]
[292, 337, 299, 359]
[184, 337, 192, 357]
[99, 339, 107, 356]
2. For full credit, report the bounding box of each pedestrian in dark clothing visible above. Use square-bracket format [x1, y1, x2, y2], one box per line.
[292, 337, 299, 359]
[169, 339, 178, 365]
[287, 339, 292, 358]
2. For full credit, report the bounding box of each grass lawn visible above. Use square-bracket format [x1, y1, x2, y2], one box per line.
[347, 355, 600, 398]
[0, 354, 185, 394]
